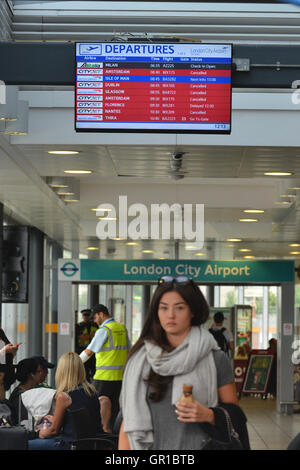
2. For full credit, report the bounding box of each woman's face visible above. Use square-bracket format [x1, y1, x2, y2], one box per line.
[157, 290, 194, 346]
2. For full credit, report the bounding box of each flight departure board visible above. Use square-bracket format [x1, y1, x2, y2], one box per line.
[75, 42, 232, 134]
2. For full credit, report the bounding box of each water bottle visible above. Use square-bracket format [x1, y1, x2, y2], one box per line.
[42, 418, 50, 429]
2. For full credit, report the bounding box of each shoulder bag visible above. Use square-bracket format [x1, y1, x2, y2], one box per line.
[201, 406, 244, 450]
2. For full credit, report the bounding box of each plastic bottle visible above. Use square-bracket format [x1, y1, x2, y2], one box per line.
[179, 384, 194, 403]
[42, 418, 50, 429]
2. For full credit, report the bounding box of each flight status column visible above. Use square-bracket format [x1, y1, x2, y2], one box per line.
[75, 43, 232, 133]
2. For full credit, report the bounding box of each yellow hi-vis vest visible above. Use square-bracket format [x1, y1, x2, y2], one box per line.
[94, 320, 129, 381]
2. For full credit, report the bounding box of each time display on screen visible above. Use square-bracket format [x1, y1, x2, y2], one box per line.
[75, 42, 232, 133]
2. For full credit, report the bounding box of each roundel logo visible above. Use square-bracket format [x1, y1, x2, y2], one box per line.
[60, 262, 79, 278]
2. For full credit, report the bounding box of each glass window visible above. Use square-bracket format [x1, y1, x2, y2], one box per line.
[244, 286, 263, 349]
[220, 286, 238, 307]
[112, 285, 126, 323]
[99, 284, 106, 304]
[198, 285, 208, 301]
[78, 284, 88, 312]
[63, 249, 72, 259]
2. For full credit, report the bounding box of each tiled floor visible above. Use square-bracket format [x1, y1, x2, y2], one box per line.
[239, 396, 300, 450]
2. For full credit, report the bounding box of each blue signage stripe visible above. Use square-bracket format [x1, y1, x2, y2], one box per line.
[101, 76, 231, 83]
[76, 76, 231, 84]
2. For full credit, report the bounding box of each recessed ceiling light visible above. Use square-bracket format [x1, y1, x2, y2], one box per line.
[289, 243, 300, 247]
[239, 249, 252, 252]
[244, 255, 255, 259]
[185, 245, 198, 250]
[275, 201, 290, 205]
[239, 218, 258, 222]
[48, 150, 79, 155]
[98, 217, 117, 221]
[243, 209, 265, 214]
[5, 131, 27, 135]
[290, 251, 300, 255]
[86, 247, 99, 251]
[91, 208, 112, 212]
[194, 252, 206, 256]
[142, 250, 154, 254]
[57, 192, 74, 196]
[112, 238, 126, 241]
[227, 244, 236, 247]
[264, 172, 293, 176]
[49, 184, 69, 188]
[65, 199, 79, 203]
[126, 242, 139, 246]
[280, 194, 296, 198]
[288, 187, 300, 190]
[226, 238, 242, 242]
[64, 170, 92, 174]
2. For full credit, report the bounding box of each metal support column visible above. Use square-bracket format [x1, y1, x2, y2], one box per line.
[57, 280, 74, 357]
[88, 284, 99, 309]
[27, 228, 44, 356]
[208, 285, 214, 307]
[263, 286, 269, 349]
[106, 284, 113, 314]
[214, 286, 220, 307]
[125, 284, 133, 341]
[278, 282, 295, 414]
[49, 241, 63, 382]
[0, 203, 3, 324]
[238, 286, 244, 304]
[142, 285, 151, 325]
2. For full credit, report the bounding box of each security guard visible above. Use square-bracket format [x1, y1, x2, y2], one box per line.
[79, 304, 130, 432]
[75, 309, 98, 381]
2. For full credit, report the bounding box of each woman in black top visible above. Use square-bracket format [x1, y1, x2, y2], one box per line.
[28, 351, 103, 450]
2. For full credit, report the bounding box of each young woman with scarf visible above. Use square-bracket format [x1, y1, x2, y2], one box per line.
[118, 277, 249, 450]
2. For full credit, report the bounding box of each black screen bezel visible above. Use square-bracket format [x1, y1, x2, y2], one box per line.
[74, 42, 232, 135]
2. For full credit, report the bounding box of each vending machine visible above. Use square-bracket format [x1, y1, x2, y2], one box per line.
[234, 304, 253, 349]
[233, 305, 253, 395]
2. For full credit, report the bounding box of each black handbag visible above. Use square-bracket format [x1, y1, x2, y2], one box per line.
[0, 425, 29, 450]
[201, 406, 244, 450]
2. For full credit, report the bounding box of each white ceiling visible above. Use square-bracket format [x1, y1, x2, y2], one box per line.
[2, 1, 300, 263]
[10, 1, 300, 44]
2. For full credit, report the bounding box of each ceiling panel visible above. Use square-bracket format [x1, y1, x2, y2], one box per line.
[1, 3, 300, 261]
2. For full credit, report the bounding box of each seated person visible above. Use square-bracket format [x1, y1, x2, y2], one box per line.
[9, 358, 43, 425]
[28, 352, 103, 450]
[30, 356, 55, 388]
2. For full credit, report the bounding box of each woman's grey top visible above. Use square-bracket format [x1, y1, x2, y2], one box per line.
[146, 350, 234, 450]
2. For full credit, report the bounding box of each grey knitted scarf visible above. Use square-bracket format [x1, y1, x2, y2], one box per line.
[121, 326, 219, 450]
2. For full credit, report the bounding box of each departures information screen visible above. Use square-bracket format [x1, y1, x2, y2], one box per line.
[75, 42, 232, 133]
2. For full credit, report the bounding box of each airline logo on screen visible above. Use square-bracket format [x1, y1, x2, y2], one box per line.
[79, 44, 102, 55]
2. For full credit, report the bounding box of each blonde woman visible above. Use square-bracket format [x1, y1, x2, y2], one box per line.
[28, 352, 103, 450]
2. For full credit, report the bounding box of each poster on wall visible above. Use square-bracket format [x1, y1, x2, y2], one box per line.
[242, 350, 274, 394]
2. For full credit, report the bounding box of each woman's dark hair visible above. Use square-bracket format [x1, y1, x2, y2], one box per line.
[127, 280, 210, 401]
[15, 358, 39, 384]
